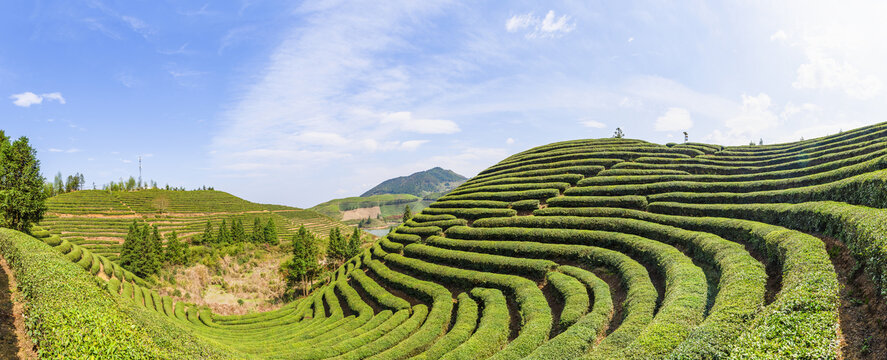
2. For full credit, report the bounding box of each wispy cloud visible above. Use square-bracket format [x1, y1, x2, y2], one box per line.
[158, 43, 192, 55]
[381, 112, 460, 134]
[769, 29, 788, 42]
[506, 10, 575, 39]
[120, 15, 154, 38]
[793, 45, 881, 99]
[166, 66, 208, 87]
[180, 3, 214, 17]
[580, 120, 606, 128]
[10, 92, 66, 107]
[115, 72, 138, 88]
[48, 148, 81, 153]
[218, 26, 256, 54]
[210, 1, 454, 176]
[86, 0, 155, 39]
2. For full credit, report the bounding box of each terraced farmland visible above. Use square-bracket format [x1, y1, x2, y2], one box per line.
[5, 122, 887, 358]
[39, 189, 355, 260]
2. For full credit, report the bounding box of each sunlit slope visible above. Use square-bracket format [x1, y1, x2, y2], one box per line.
[9, 122, 887, 358]
[39, 189, 351, 260]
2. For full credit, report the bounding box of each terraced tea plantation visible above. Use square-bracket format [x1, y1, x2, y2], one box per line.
[5, 122, 887, 359]
[39, 189, 351, 260]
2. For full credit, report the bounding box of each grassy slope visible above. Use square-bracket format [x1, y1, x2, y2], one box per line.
[40, 189, 356, 260]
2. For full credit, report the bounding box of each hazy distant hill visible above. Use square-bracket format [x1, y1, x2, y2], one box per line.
[361, 167, 467, 197]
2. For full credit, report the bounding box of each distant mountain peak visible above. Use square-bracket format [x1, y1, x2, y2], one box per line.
[361, 167, 467, 197]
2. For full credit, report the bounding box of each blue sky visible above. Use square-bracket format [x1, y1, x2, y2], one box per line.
[3, 1, 886, 208]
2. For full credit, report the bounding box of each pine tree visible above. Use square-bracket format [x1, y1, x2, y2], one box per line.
[141, 224, 161, 276]
[119, 220, 139, 270]
[264, 218, 278, 245]
[217, 219, 231, 244]
[346, 227, 362, 259]
[287, 225, 320, 296]
[232, 218, 246, 243]
[0, 133, 48, 232]
[164, 230, 186, 265]
[326, 227, 346, 267]
[613, 127, 624, 139]
[151, 225, 163, 261]
[53, 172, 64, 196]
[199, 220, 213, 245]
[252, 217, 264, 242]
[402, 205, 412, 222]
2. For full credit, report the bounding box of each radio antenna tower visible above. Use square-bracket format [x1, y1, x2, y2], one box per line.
[139, 155, 142, 188]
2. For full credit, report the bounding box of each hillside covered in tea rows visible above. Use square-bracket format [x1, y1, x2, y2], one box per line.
[4, 122, 887, 358]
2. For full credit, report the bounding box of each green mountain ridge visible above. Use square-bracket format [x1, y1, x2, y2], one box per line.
[360, 167, 467, 197]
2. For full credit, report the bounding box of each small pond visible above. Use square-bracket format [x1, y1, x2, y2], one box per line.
[365, 228, 393, 237]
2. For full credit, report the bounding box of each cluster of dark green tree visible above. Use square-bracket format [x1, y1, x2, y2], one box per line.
[0, 131, 47, 232]
[100, 177, 212, 192]
[119, 221, 189, 277]
[326, 226, 363, 266]
[281, 226, 364, 297]
[195, 217, 278, 246]
[45, 172, 87, 197]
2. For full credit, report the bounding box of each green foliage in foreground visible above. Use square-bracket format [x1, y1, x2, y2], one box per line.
[0, 131, 47, 232]
[0, 228, 236, 359]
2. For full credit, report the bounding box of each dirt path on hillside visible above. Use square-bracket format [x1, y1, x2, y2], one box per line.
[818, 234, 887, 360]
[0, 256, 37, 359]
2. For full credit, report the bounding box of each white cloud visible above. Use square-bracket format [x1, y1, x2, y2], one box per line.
[381, 111, 460, 134]
[628, 37, 634, 43]
[725, 93, 778, 134]
[210, 1, 457, 194]
[506, 137, 515, 145]
[120, 15, 154, 38]
[622, 76, 737, 120]
[780, 102, 820, 120]
[654, 107, 692, 131]
[294, 131, 349, 146]
[704, 93, 780, 145]
[505, 14, 534, 32]
[10, 92, 66, 107]
[505, 10, 575, 39]
[116, 72, 137, 88]
[772, 23, 883, 100]
[769, 30, 788, 42]
[792, 46, 881, 99]
[618, 97, 642, 109]
[580, 120, 606, 128]
[399, 140, 428, 151]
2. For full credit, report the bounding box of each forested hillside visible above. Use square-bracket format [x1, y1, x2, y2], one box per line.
[361, 167, 466, 197]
